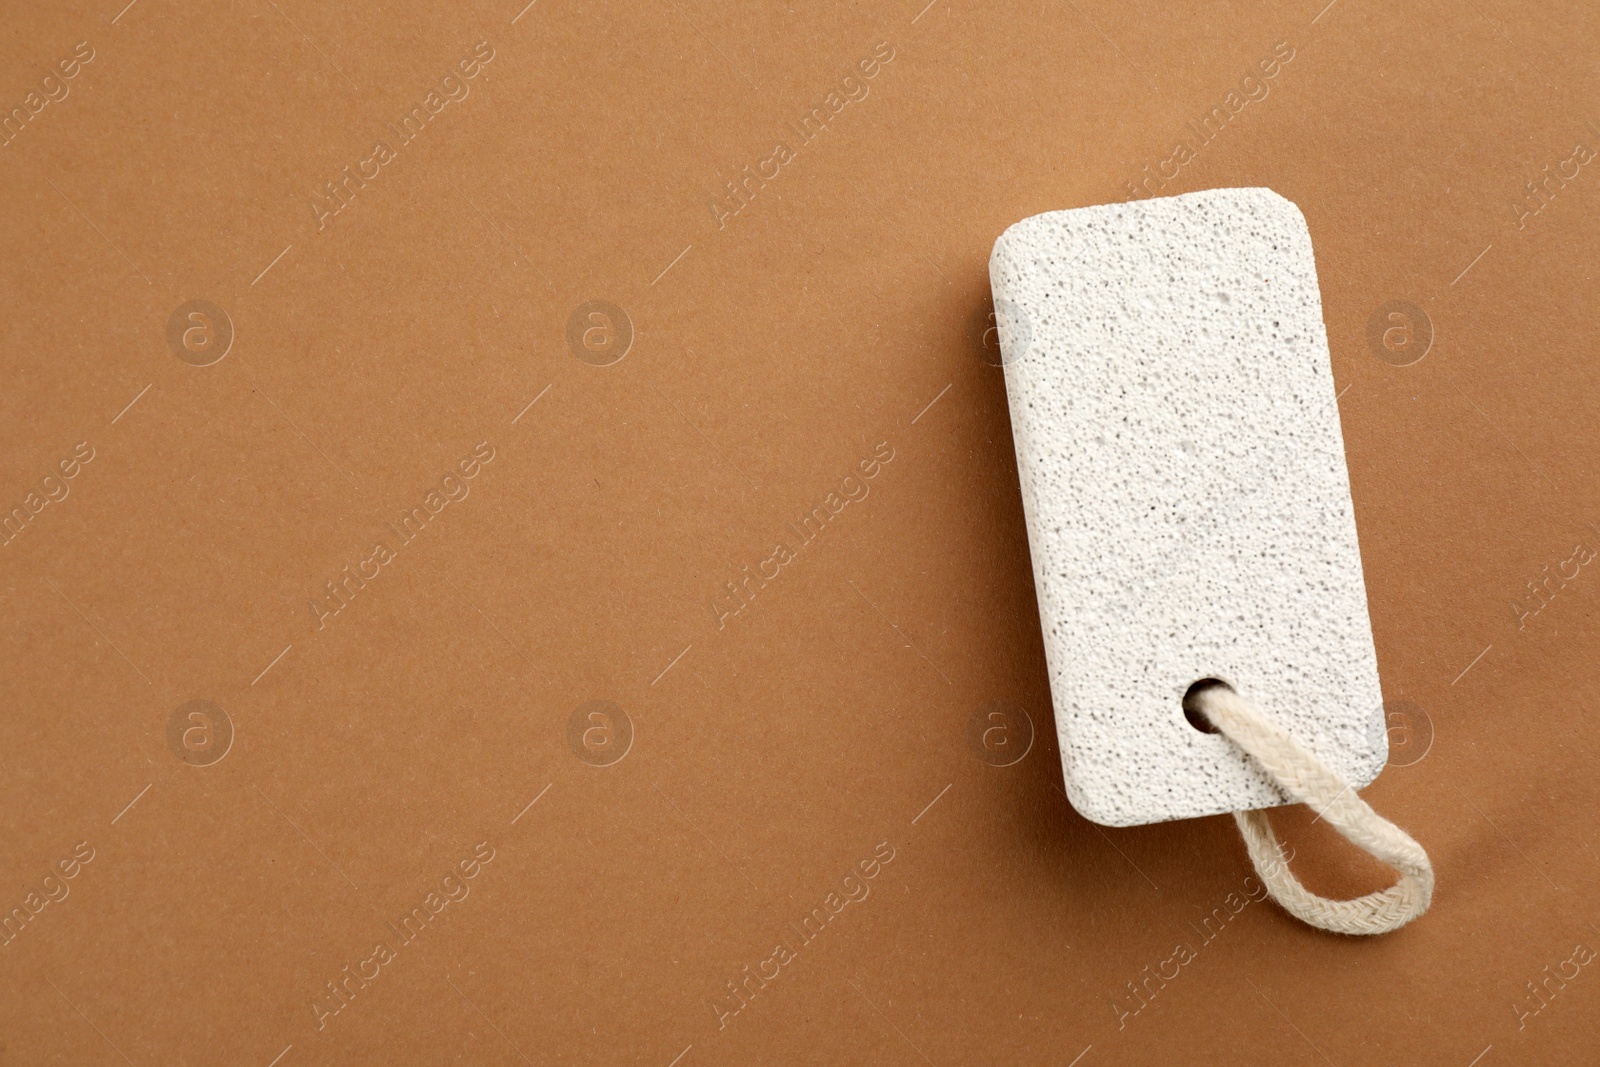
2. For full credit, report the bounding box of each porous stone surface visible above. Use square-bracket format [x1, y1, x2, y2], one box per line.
[989, 187, 1387, 827]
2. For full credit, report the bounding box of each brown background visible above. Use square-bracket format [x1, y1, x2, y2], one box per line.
[2, 0, 1598, 1064]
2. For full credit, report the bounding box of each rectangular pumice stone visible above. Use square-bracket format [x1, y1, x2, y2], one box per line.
[989, 187, 1386, 827]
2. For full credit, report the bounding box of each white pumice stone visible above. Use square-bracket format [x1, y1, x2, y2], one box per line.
[989, 187, 1387, 827]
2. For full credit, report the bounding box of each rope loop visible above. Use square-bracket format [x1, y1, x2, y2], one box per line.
[1194, 685, 1433, 935]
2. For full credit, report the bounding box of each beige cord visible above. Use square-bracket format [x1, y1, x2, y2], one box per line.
[1194, 685, 1434, 935]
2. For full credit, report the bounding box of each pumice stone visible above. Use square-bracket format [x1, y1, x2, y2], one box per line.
[989, 187, 1387, 827]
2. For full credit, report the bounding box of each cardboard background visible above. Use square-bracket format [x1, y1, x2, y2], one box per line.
[2, 1, 1597, 1063]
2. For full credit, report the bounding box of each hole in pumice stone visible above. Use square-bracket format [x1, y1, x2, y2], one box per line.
[1182, 677, 1233, 734]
